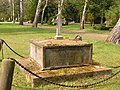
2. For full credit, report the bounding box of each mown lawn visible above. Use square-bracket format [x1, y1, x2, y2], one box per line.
[0, 23, 120, 90]
[43, 23, 111, 34]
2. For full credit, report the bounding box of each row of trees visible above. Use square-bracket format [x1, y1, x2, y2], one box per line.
[0, 0, 23, 24]
[0, 0, 120, 26]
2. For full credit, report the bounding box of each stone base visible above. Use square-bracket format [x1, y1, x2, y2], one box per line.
[17, 58, 112, 87]
[54, 35, 63, 40]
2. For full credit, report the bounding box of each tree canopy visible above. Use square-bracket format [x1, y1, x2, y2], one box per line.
[0, 0, 119, 26]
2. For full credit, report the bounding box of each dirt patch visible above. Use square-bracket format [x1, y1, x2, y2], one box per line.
[62, 30, 108, 41]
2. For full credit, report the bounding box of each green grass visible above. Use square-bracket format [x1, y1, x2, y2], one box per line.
[43, 23, 111, 34]
[0, 23, 120, 90]
[62, 23, 81, 30]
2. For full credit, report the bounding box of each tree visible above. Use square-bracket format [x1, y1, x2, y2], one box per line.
[98, 0, 114, 25]
[24, 0, 38, 22]
[19, 0, 24, 25]
[32, 0, 42, 27]
[106, 18, 120, 44]
[41, 0, 49, 24]
[8, 0, 20, 22]
[0, 0, 10, 21]
[105, 0, 120, 26]
[62, 0, 80, 22]
[45, 0, 57, 23]
[80, 0, 88, 30]
[12, 0, 15, 23]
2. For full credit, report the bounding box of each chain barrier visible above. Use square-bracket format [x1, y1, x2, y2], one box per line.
[1, 39, 120, 88]
[0, 39, 24, 58]
[0, 39, 4, 59]
[10, 57, 120, 88]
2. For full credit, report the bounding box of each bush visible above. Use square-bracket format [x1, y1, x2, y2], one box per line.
[101, 25, 110, 30]
[93, 24, 112, 30]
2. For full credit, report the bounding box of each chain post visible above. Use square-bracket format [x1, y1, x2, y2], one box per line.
[0, 59, 15, 90]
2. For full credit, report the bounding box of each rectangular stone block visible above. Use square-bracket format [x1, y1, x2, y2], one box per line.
[30, 39, 93, 70]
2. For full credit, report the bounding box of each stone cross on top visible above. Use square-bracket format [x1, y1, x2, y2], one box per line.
[54, 0, 64, 40]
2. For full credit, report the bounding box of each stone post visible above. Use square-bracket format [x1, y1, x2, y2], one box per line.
[0, 59, 15, 90]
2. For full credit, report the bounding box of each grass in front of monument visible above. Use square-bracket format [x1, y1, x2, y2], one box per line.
[0, 23, 120, 90]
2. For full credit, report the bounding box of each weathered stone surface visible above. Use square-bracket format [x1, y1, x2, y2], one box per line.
[30, 39, 93, 70]
[30, 65, 112, 87]
[17, 58, 112, 88]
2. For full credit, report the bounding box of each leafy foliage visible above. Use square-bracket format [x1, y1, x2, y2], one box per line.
[24, 0, 38, 21]
[0, 0, 120, 26]
[0, 0, 10, 20]
[105, 0, 120, 25]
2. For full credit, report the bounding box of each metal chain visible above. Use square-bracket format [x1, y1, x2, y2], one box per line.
[9, 58, 120, 88]
[1, 45, 4, 59]
[0, 39, 4, 59]
[0, 39, 24, 58]
[1, 39, 120, 88]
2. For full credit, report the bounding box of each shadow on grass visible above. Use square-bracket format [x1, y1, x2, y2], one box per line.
[0, 59, 2, 62]
[0, 24, 55, 35]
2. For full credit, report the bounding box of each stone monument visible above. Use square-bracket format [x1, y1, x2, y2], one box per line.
[30, 39, 93, 70]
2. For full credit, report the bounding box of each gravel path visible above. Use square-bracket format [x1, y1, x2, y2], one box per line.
[62, 30, 108, 41]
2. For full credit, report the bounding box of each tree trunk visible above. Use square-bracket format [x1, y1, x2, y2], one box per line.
[101, 15, 103, 25]
[9, 0, 13, 22]
[19, 0, 24, 25]
[106, 18, 120, 44]
[41, 0, 48, 24]
[80, 0, 88, 30]
[100, 9, 104, 25]
[12, 0, 15, 23]
[32, 0, 42, 27]
[90, 20, 93, 26]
